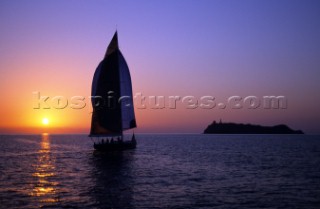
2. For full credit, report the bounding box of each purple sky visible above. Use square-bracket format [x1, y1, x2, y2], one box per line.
[1, 0, 320, 133]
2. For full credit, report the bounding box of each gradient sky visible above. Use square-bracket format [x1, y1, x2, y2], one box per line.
[1, 0, 320, 134]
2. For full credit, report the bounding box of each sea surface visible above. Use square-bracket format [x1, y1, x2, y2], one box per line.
[0, 134, 319, 209]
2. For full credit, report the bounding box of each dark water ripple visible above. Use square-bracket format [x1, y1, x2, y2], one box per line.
[0, 134, 320, 208]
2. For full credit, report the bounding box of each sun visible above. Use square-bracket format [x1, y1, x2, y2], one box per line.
[42, 118, 49, 125]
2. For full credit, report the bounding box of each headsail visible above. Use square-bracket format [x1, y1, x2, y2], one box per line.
[90, 32, 136, 137]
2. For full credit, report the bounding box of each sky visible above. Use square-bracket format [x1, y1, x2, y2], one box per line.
[0, 0, 320, 134]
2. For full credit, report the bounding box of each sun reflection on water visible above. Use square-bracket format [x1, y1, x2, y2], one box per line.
[30, 133, 58, 204]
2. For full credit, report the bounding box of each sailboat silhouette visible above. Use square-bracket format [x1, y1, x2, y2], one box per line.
[89, 32, 137, 151]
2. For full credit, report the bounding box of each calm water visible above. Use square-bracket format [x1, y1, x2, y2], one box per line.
[0, 134, 320, 209]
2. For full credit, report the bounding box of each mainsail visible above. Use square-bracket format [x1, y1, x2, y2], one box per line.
[90, 32, 136, 137]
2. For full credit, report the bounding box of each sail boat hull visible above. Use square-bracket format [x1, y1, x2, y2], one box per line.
[93, 140, 136, 151]
[93, 133, 137, 151]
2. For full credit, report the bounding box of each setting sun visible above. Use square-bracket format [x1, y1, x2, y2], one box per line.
[42, 118, 49, 125]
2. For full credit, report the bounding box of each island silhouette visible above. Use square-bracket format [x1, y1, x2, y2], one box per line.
[204, 120, 304, 134]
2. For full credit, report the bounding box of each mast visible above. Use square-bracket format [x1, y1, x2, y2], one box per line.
[89, 32, 136, 137]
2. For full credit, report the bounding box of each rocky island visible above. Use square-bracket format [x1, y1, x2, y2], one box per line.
[204, 120, 304, 134]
